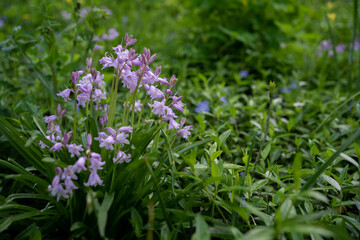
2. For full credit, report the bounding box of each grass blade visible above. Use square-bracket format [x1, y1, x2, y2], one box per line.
[302, 128, 360, 191]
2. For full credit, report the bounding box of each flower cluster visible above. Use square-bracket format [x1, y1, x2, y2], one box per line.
[95, 126, 131, 151]
[93, 28, 120, 50]
[57, 60, 107, 109]
[48, 135, 105, 201]
[195, 101, 210, 113]
[44, 33, 191, 201]
[39, 104, 70, 151]
[317, 39, 360, 56]
[99, 33, 192, 137]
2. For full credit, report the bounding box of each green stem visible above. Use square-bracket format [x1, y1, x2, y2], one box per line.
[136, 94, 148, 128]
[302, 128, 360, 192]
[144, 156, 174, 231]
[108, 65, 125, 127]
[122, 90, 132, 124]
[110, 164, 117, 193]
[161, 129, 176, 196]
[312, 90, 360, 135]
[325, 10, 338, 85]
[90, 91, 93, 118]
[253, 87, 273, 169]
[51, 61, 58, 100]
[130, 67, 146, 138]
[73, 89, 78, 143]
[349, 0, 358, 93]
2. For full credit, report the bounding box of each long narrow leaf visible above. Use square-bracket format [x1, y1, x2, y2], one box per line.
[302, 128, 360, 191]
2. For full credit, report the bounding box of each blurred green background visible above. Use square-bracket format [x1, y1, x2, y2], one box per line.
[0, 0, 358, 117]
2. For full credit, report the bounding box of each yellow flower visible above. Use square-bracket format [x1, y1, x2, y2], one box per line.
[22, 14, 30, 20]
[66, 0, 72, 3]
[328, 13, 336, 21]
[327, 2, 334, 10]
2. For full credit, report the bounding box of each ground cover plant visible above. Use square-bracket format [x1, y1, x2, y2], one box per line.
[1, 0, 360, 239]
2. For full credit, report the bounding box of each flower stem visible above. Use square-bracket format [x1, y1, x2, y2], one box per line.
[122, 89, 132, 124]
[73, 89, 77, 143]
[136, 94, 148, 128]
[108, 65, 125, 128]
[130, 66, 146, 139]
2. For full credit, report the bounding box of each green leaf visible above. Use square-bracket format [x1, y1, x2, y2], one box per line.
[311, 144, 319, 157]
[192, 214, 210, 240]
[219, 129, 231, 146]
[42, 157, 57, 163]
[312, 91, 360, 134]
[0, 116, 47, 175]
[209, 142, 217, 158]
[261, 143, 271, 160]
[29, 224, 42, 240]
[211, 161, 220, 179]
[6, 193, 52, 202]
[0, 211, 54, 233]
[240, 227, 275, 240]
[78, 117, 87, 126]
[223, 163, 242, 170]
[130, 207, 143, 238]
[211, 150, 223, 162]
[70, 221, 87, 232]
[251, 179, 269, 191]
[355, 143, 360, 159]
[243, 201, 272, 226]
[278, 198, 295, 221]
[293, 153, 302, 191]
[302, 128, 360, 191]
[335, 215, 360, 232]
[131, 126, 159, 161]
[177, 138, 212, 154]
[281, 223, 333, 237]
[321, 174, 341, 191]
[97, 192, 115, 238]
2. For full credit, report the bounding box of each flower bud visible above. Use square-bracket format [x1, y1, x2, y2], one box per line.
[61, 109, 67, 117]
[57, 104, 62, 116]
[170, 75, 178, 88]
[118, 126, 132, 133]
[55, 167, 62, 176]
[86, 58, 92, 72]
[87, 133, 92, 147]
[104, 113, 108, 124]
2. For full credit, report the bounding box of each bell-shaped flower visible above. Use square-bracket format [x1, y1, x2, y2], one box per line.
[113, 151, 131, 164]
[92, 89, 106, 103]
[177, 126, 192, 139]
[99, 136, 115, 150]
[149, 99, 167, 117]
[57, 88, 72, 101]
[67, 143, 84, 157]
[50, 142, 63, 152]
[73, 157, 87, 173]
[84, 171, 103, 187]
[115, 132, 130, 146]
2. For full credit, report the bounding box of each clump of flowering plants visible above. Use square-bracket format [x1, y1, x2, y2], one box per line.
[0, 34, 193, 238]
[43, 33, 191, 201]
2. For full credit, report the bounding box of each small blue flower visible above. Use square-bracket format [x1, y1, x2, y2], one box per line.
[220, 96, 228, 105]
[241, 196, 246, 207]
[280, 87, 291, 93]
[195, 100, 209, 113]
[289, 81, 298, 89]
[239, 70, 249, 78]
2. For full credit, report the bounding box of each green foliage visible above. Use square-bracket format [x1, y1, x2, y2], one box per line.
[1, 0, 360, 239]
